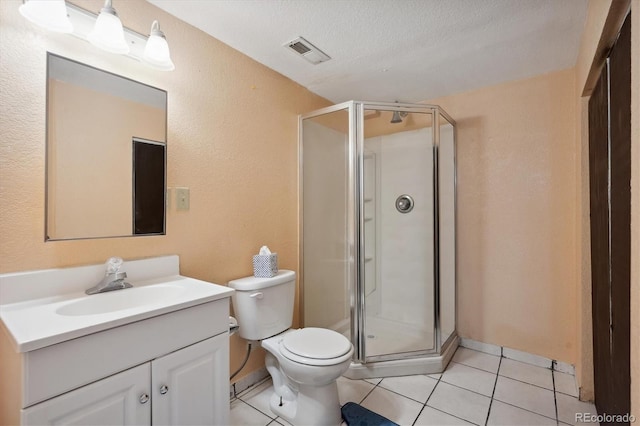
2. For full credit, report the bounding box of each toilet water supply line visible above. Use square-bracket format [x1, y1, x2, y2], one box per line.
[230, 343, 252, 380]
[229, 315, 252, 380]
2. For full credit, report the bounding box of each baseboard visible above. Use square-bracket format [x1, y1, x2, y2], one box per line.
[230, 367, 269, 399]
[459, 337, 575, 374]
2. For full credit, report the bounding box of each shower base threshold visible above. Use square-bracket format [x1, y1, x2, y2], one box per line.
[343, 335, 459, 380]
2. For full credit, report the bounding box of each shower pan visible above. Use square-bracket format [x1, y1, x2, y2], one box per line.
[299, 101, 457, 378]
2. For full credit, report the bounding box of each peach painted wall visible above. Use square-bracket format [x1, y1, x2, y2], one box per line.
[0, 0, 330, 401]
[428, 69, 578, 364]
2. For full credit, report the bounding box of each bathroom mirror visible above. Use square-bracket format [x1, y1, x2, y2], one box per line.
[46, 53, 167, 240]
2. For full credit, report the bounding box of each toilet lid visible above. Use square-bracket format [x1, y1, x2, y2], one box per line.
[282, 328, 352, 360]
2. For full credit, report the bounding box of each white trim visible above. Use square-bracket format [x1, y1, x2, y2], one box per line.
[459, 337, 501, 356]
[460, 337, 576, 373]
[230, 367, 269, 399]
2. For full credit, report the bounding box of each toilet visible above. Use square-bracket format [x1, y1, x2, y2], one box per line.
[229, 270, 353, 426]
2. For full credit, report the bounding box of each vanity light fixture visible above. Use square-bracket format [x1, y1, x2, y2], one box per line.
[143, 21, 175, 71]
[19, 0, 73, 34]
[19, 0, 175, 71]
[87, 0, 129, 54]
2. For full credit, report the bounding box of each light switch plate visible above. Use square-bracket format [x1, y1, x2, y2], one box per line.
[176, 187, 190, 211]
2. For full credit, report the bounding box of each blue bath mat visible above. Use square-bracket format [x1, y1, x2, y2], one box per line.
[341, 402, 399, 426]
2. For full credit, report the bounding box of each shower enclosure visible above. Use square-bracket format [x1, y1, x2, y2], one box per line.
[300, 101, 457, 378]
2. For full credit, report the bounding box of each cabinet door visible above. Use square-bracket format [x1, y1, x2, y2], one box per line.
[22, 364, 151, 425]
[152, 334, 229, 425]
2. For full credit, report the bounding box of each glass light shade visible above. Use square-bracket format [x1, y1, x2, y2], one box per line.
[143, 21, 175, 71]
[19, 0, 73, 33]
[87, 8, 129, 54]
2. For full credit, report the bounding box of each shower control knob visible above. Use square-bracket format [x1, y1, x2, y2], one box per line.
[395, 194, 414, 213]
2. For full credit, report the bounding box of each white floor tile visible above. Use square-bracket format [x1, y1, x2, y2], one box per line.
[230, 399, 273, 426]
[378, 374, 438, 403]
[336, 376, 376, 405]
[414, 406, 474, 425]
[499, 358, 554, 390]
[487, 400, 557, 425]
[452, 347, 501, 373]
[364, 377, 383, 385]
[427, 373, 442, 380]
[273, 417, 293, 426]
[427, 381, 491, 425]
[556, 393, 599, 425]
[360, 386, 424, 425]
[554, 371, 579, 397]
[493, 376, 556, 419]
[441, 362, 497, 396]
[239, 380, 277, 418]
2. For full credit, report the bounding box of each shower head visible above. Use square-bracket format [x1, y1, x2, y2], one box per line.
[390, 101, 409, 124]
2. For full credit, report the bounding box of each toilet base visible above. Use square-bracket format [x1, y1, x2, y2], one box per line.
[269, 381, 342, 426]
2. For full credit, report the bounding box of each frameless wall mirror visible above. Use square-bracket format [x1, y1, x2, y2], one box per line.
[46, 53, 167, 241]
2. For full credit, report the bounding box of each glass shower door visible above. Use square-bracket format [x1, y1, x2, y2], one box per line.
[301, 105, 355, 346]
[359, 105, 437, 361]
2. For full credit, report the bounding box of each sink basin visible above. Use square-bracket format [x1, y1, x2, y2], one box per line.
[56, 284, 186, 316]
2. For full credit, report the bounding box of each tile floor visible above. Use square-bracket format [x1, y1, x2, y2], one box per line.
[230, 346, 599, 426]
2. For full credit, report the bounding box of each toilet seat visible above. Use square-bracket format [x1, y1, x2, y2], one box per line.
[279, 328, 353, 366]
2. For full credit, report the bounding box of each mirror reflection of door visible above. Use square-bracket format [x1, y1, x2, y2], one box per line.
[46, 53, 167, 240]
[133, 138, 166, 235]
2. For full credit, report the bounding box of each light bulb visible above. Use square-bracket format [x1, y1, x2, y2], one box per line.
[87, 0, 129, 54]
[19, 0, 73, 33]
[143, 21, 175, 71]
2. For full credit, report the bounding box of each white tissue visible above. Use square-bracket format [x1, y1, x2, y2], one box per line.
[259, 246, 271, 255]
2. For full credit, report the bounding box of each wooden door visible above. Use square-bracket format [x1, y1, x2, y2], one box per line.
[588, 11, 631, 421]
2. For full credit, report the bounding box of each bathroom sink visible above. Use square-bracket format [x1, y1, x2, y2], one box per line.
[0, 256, 235, 353]
[55, 284, 186, 316]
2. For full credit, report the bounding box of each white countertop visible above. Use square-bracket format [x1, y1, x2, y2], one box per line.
[0, 256, 234, 353]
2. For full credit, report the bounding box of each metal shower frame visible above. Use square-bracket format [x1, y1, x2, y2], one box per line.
[298, 101, 457, 364]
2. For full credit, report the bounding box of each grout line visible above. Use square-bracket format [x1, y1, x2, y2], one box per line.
[235, 399, 277, 422]
[421, 404, 479, 425]
[552, 369, 559, 426]
[437, 378, 496, 399]
[450, 359, 500, 375]
[359, 379, 379, 404]
[411, 372, 443, 426]
[484, 355, 502, 425]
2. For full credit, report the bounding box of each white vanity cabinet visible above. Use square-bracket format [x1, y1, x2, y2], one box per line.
[22, 363, 152, 425]
[0, 255, 235, 426]
[22, 333, 229, 426]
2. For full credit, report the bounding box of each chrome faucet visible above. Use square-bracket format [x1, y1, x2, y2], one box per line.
[86, 257, 133, 295]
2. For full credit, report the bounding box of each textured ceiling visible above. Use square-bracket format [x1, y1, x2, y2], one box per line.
[148, 0, 588, 103]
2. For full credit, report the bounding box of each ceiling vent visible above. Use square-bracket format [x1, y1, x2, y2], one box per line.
[284, 37, 331, 65]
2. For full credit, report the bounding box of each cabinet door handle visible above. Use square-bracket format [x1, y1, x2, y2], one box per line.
[139, 393, 150, 404]
[160, 385, 169, 395]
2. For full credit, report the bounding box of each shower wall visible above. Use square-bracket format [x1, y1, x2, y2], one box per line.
[364, 128, 434, 330]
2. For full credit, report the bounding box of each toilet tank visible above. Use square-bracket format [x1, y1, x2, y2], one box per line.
[228, 270, 295, 341]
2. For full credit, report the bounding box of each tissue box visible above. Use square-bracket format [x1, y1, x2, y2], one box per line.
[253, 253, 278, 278]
